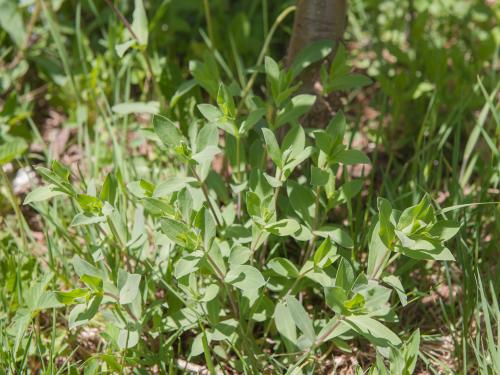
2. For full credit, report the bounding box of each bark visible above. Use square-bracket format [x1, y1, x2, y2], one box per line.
[287, 0, 348, 90]
[283, 0, 348, 131]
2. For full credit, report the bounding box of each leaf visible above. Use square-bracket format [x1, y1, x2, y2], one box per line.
[197, 104, 223, 122]
[170, 79, 196, 107]
[313, 237, 337, 268]
[161, 218, 197, 250]
[24, 185, 64, 205]
[344, 315, 402, 347]
[68, 296, 102, 329]
[401, 243, 455, 261]
[265, 219, 301, 236]
[153, 115, 185, 147]
[262, 128, 282, 167]
[191, 145, 220, 165]
[378, 197, 395, 248]
[131, 0, 148, 46]
[274, 302, 297, 351]
[330, 74, 372, 91]
[429, 220, 461, 241]
[225, 265, 265, 291]
[324, 286, 347, 315]
[56, 288, 89, 305]
[340, 179, 363, 200]
[70, 213, 106, 227]
[0, 137, 28, 165]
[196, 124, 219, 151]
[285, 296, 315, 343]
[216, 83, 236, 119]
[117, 328, 140, 349]
[0, 0, 25, 46]
[315, 225, 353, 248]
[268, 258, 300, 278]
[382, 275, 407, 307]
[336, 149, 370, 165]
[174, 252, 203, 279]
[289, 40, 333, 78]
[275, 95, 316, 129]
[239, 108, 266, 135]
[112, 101, 159, 115]
[115, 40, 135, 57]
[119, 273, 141, 305]
[282, 124, 305, 162]
[311, 166, 329, 186]
[246, 191, 261, 217]
[154, 176, 195, 197]
[264, 56, 280, 83]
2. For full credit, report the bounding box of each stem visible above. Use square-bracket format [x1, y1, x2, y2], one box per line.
[301, 186, 321, 263]
[190, 166, 222, 227]
[203, 0, 215, 49]
[236, 6, 296, 115]
[103, 0, 159, 98]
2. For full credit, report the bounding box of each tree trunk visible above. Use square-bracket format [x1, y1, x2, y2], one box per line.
[287, 0, 347, 91]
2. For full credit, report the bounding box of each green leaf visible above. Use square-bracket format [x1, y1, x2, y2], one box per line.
[0, 137, 27, 165]
[24, 185, 65, 205]
[275, 95, 316, 129]
[217, 83, 236, 119]
[153, 115, 185, 147]
[282, 124, 305, 162]
[68, 296, 102, 329]
[161, 218, 198, 250]
[285, 296, 315, 343]
[170, 79, 196, 107]
[117, 328, 140, 349]
[311, 166, 329, 186]
[71, 256, 104, 279]
[274, 301, 297, 351]
[115, 40, 135, 57]
[0, 0, 26, 46]
[56, 289, 89, 305]
[262, 128, 282, 167]
[112, 101, 159, 115]
[330, 74, 372, 91]
[289, 40, 333, 78]
[153, 176, 196, 197]
[340, 179, 364, 200]
[246, 191, 261, 217]
[119, 273, 141, 305]
[429, 220, 460, 241]
[378, 197, 395, 248]
[192, 145, 220, 165]
[70, 213, 106, 227]
[239, 108, 266, 135]
[197, 104, 223, 122]
[315, 225, 353, 248]
[174, 252, 203, 279]
[268, 258, 300, 278]
[325, 286, 347, 315]
[336, 149, 370, 165]
[131, 0, 148, 46]
[344, 315, 402, 347]
[264, 56, 280, 83]
[225, 265, 265, 291]
[265, 219, 301, 236]
[382, 275, 407, 307]
[313, 237, 337, 268]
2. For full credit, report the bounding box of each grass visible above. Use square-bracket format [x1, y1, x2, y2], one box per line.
[0, 0, 498, 373]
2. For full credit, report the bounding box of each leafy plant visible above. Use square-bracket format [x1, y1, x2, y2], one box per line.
[18, 47, 462, 373]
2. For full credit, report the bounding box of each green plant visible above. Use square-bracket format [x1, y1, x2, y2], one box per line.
[17, 48, 462, 373]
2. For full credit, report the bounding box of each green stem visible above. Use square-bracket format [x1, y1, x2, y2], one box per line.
[203, 0, 215, 49]
[190, 166, 222, 227]
[236, 5, 296, 115]
[0, 167, 28, 303]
